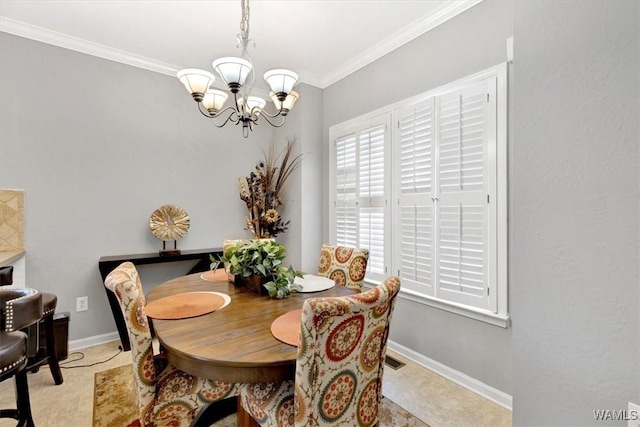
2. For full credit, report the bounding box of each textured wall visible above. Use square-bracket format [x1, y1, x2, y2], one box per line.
[275, 83, 324, 273]
[322, 0, 515, 394]
[511, 1, 640, 425]
[0, 33, 277, 340]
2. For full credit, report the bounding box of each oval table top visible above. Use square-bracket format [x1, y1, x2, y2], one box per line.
[146, 273, 355, 384]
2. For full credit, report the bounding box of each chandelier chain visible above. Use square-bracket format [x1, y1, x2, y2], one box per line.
[239, 0, 251, 44]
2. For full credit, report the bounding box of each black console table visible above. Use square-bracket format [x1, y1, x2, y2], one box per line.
[99, 247, 222, 351]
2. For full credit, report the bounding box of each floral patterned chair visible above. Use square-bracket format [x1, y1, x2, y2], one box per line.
[239, 276, 401, 427]
[317, 244, 369, 291]
[104, 261, 239, 427]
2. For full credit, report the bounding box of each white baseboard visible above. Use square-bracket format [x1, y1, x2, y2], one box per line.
[69, 332, 120, 351]
[69, 333, 512, 410]
[387, 340, 513, 410]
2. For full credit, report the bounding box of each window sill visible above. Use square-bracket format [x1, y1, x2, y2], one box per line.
[363, 280, 510, 328]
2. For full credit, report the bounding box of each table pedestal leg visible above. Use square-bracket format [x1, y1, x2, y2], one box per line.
[237, 398, 259, 427]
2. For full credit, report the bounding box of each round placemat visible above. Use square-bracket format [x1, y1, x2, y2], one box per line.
[294, 274, 336, 293]
[145, 292, 225, 319]
[270, 309, 302, 347]
[200, 269, 228, 282]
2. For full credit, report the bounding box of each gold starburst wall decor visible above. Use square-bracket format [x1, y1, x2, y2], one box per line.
[149, 205, 190, 255]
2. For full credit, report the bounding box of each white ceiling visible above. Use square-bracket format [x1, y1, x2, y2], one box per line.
[0, 0, 480, 89]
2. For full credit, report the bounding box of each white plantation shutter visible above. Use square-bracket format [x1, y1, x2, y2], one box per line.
[437, 204, 485, 298]
[358, 124, 386, 280]
[435, 78, 496, 310]
[335, 134, 357, 248]
[438, 85, 486, 193]
[394, 98, 435, 295]
[335, 206, 357, 248]
[331, 65, 506, 322]
[360, 208, 385, 276]
[360, 126, 385, 198]
[331, 118, 389, 282]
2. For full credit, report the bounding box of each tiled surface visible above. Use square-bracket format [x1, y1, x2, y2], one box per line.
[382, 351, 512, 427]
[0, 341, 511, 427]
[0, 189, 25, 252]
[0, 342, 130, 427]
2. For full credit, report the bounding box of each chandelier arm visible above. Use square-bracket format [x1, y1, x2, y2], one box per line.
[197, 103, 239, 120]
[211, 109, 239, 128]
[196, 102, 216, 119]
[258, 105, 285, 119]
[258, 113, 286, 128]
[232, 91, 243, 115]
[249, 106, 265, 118]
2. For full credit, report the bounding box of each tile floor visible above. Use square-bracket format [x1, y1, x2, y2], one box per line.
[0, 341, 511, 426]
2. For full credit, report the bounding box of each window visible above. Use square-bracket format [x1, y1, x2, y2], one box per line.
[331, 115, 390, 283]
[330, 64, 508, 326]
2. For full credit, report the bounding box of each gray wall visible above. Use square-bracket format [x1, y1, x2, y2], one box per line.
[511, 2, 640, 425]
[275, 83, 324, 273]
[0, 32, 284, 340]
[3, 1, 638, 422]
[323, 0, 514, 394]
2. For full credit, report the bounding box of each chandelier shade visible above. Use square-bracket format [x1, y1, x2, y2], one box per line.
[202, 89, 229, 113]
[270, 91, 299, 113]
[239, 96, 267, 115]
[176, 0, 299, 137]
[211, 57, 253, 91]
[177, 69, 216, 101]
[264, 69, 299, 99]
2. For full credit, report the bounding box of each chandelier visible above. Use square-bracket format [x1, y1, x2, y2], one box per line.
[176, 0, 299, 138]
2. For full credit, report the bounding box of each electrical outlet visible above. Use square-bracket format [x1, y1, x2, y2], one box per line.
[629, 402, 640, 427]
[76, 296, 88, 312]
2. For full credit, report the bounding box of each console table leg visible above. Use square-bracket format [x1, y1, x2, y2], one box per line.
[105, 287, 130, 351]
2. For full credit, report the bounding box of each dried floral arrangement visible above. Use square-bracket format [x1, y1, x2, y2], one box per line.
[239, 139, 304, 238]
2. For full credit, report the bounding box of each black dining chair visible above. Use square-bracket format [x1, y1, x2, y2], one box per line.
[0, 287, 43, 427]
[0, 265, 64, 385]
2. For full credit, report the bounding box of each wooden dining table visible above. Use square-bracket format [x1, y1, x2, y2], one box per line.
[146, 272, 356, 385]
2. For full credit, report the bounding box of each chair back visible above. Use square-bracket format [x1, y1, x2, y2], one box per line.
[0, 266, 13, 286]
[0, 287, 42, 332]
[317, 244, 369, 290]
[104, 262, 156, 425]
[294, 277, 400, 426]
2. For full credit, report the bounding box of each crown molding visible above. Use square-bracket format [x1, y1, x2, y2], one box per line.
[318, 0, 483, 88]
[1, 1, 482, 88]
[295, 70, 325, 90]
[0, 16, 181, 77]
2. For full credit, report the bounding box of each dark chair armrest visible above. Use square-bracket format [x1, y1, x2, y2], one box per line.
[0, 287, 43, 331]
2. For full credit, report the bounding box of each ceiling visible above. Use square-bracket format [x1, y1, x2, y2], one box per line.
[0, 0, 480, 89]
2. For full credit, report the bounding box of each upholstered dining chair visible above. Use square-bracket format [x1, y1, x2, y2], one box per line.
[0, 287, 43, 427]
[317, 244, 370, 291]
[104, 261, 240, 426]
[239, 276, 401, 427]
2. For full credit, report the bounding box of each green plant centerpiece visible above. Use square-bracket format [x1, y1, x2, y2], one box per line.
[214, 240, 302, 299]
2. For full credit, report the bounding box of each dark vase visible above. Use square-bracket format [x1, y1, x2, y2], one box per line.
[235, 274, 270, 295]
